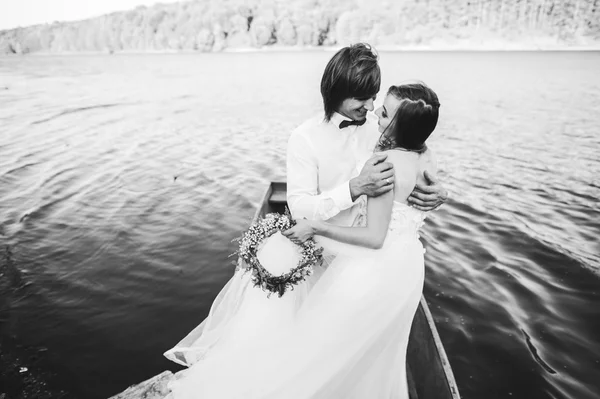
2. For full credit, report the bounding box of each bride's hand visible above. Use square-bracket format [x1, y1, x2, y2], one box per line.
[282, 219, 316, 245]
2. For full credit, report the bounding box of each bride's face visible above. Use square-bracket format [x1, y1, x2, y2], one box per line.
[375, 94, 403, 133]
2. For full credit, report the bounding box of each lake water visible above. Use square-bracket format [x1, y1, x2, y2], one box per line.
[0, 51, 599, 399]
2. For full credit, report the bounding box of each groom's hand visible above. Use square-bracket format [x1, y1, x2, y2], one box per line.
[350, 153, 394, 201]
[408, 170, 448, 211]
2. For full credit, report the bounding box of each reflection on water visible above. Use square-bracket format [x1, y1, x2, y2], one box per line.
[0, 52, 599, 399]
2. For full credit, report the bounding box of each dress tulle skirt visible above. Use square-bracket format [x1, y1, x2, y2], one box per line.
[164, 233, 425, 399]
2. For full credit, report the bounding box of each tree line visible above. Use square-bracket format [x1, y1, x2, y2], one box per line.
[1, 0, 598, 54]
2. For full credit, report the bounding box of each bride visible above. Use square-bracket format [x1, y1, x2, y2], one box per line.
[164, 81, 441, 399]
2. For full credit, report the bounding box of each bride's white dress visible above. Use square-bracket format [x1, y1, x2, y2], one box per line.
[164, 201, 426, 399]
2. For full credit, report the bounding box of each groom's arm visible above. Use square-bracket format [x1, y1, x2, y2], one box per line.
[287, 133, 354, 221]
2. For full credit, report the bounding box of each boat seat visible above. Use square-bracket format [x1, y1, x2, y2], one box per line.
[269, 191, 287, 205]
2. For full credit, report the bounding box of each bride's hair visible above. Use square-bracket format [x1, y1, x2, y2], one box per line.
[376, 81, 440, 153]
[320, 43, 381, 122]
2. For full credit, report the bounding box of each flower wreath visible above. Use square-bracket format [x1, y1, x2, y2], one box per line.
[234, 211, 323, 297]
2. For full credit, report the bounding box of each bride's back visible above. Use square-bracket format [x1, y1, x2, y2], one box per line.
[384, 148, 437, 205]
[373, 81, 440, 206]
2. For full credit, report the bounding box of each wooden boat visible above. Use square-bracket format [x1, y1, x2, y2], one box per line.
[251, 181, 461, 399]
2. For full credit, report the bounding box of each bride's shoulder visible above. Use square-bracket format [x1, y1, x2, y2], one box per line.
[381, 147, 437, 175]
[381, 147, 435, 162]
[379, 148, 419, 163]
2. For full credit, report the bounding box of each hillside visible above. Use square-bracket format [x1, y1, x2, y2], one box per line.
[1, 0, 599, 54]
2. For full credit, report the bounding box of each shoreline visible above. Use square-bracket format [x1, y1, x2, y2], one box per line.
[2, 43, 600, 57]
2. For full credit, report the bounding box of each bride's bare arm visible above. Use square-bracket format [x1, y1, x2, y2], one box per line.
[284, 190, 394, 249]
[315, 191, 394, 249]
[283, 150, 429, 249]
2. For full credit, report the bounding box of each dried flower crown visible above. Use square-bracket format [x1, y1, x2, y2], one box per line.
[233, 210, 323, 297]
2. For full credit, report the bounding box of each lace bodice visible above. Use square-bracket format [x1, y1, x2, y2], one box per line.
[389, 202, 427, 239]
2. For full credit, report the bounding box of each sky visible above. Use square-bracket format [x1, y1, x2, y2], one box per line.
[0, 0, 183, 30]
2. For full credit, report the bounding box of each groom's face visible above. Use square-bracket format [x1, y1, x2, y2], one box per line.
[337, 96, 376, 121]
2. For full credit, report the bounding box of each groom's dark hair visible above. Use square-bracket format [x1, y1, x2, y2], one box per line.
[320, 43, 381, 121]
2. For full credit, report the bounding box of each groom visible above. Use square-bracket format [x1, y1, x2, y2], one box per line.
[286, 43, 447, 228]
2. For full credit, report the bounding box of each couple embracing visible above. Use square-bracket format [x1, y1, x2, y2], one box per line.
[164, 43, 448, 398]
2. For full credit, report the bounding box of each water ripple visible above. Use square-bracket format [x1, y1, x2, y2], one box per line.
[0, 52, 598, 399]
[30, 103, 130, 125]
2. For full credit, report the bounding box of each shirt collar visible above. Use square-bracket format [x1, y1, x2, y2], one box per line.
[329, 112, 353, 130]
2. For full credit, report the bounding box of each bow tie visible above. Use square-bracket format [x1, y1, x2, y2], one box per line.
[338, 118, 366, 129]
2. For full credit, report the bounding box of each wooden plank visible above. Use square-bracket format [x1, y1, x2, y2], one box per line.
[419, 298, 461, 399]
[254, 183, 274, 221]
[269, 189, 287, 205]
[108, 371, 174, 399]
[408, 303, 454, 399]
[267, 181, 288, 215]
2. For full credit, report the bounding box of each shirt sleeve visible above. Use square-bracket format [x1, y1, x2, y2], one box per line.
[286, 132, 354, 221]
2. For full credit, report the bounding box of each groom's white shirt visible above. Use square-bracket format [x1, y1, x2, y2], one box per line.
[287, 112, 381, 227]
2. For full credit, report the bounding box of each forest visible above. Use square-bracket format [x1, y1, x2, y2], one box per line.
[1, 0, 599, 54]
